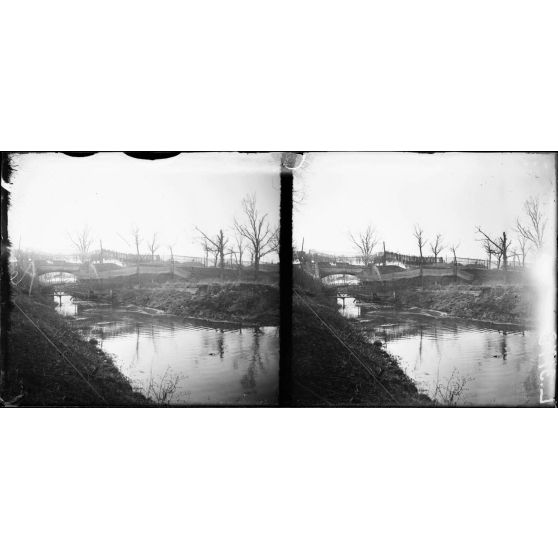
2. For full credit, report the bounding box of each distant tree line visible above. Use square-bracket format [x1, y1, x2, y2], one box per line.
[62, 193, 278, 282]
[347, 195, 548, 273]
[195, 192, 279, 279]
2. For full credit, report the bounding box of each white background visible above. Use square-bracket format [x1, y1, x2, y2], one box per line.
[1, 2, 557, 558]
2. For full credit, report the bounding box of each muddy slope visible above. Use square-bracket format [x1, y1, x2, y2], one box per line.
[292, 291, 430, 407]
[5, 295, 149, 407]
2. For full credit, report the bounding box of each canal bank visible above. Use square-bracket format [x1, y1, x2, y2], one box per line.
[6, 286, 279, 406]
[392, 285, 535, 327]
[73, 282, 280, 326]
[341, 295, 548, 406]
[292, 289, 431, 406]
[58, 293, 279, 406]
[5, 294, 150, 406]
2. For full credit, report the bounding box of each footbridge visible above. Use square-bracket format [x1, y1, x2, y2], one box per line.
[313, 262, 383, 280]
[34, 261, 180, 280]
[302, 260, 474, 284]
[14, 251, 279, 292]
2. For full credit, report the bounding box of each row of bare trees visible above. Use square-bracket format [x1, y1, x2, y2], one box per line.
[196, 193, 279, 277]
[66, 194, 278, 283]
[349, 196, 547, 271]
[477, 196, 547, 269]
[349, 225, 450, 266]
[69, 225, 161, 264]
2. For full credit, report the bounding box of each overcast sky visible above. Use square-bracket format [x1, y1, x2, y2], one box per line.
[294, 152, 556, 260]
[7, 152, 281, 259]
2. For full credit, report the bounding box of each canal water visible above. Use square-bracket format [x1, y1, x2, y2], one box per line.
[55, 294, 278, 405]
[338, 296, 551, 407]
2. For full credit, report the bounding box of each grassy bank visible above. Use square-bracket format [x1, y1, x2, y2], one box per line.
[292, 290, 430, 406]
[81, 282, 280, 326]
[394, 284, 535, 326]
[4, 294, 149, 407]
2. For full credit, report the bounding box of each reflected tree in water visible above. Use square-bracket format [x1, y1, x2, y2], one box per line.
[522, 359, 541, 402]
[217, 329, 225, 359]
[151, 323, 159, 356]
[500, 332, 508, 361]
[240, 327, 264, 394]
[418, 324, 424, 363]
[135, 323, 140, 362]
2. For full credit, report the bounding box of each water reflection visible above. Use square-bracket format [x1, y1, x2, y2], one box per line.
[338, 296, 361, 318]
[217, 329, 225, 359]
[343, 299, 551, 407]
[54, 293, 78, 316]
[241, 327, 264, 394]
[55, 294, 278, 405]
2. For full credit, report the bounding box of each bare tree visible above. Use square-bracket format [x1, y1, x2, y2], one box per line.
[413, 225, 427, 288]
[516, 234, 530, 266]
[516, 196, 547, 251]
[131, 225, 142, 261]
[168, 244, 175, 276]
[448, 242, 460, 279]
[495, 248, 502, 269]
[413, 225, 427, 265]
[196, 227, 229, 271]
[509, 247, 520, 267]
[199, 238, 216, 267]
[476, 227, 512, 271]
[131, 226, 142, 281]
[117, 225, 142, 282]
[429, 233, 445, 263]
[146, 232, 160, 261]
[501, 231, 512, 270]
[234, 193, 278, 277]
[68, 226, 94, 263]
[270, 227, 280, 255]
[449, 242, 460, 264]
[349, 225, 378, 266]
[481, 238, 494, 268]
[231, 230, 245, 272]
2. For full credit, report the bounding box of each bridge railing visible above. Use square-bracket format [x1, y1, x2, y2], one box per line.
[442, 256, 526, 270]
[90, 249, 164, 264]
[304, 249, 527, 271]
[90, 249, 278, 269]
[305, 250, 445, 266]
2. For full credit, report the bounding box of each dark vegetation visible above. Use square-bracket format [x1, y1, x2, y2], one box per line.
[394, 285, 535, 326]
[6, 294, 149, 407]
[292, 269, 430, 406]
[78, 282, 280, 326]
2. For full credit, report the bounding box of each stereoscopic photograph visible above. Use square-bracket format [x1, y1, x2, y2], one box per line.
[1, 151, 556, 408]
[292, 152, 556, 407]
[1, 152, 280, 406]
